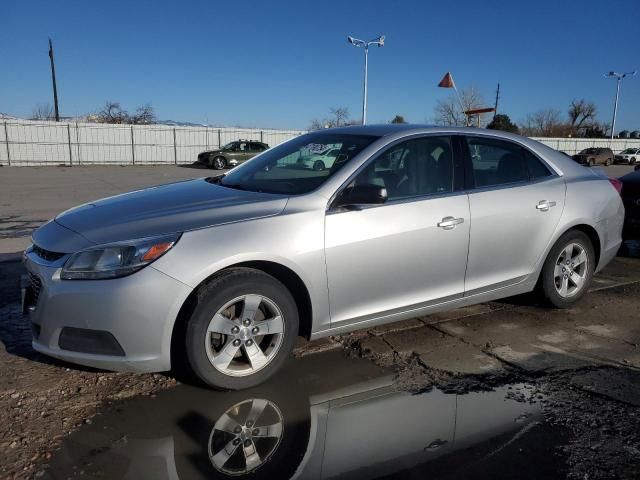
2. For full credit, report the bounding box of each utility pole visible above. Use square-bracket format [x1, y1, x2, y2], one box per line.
[493, 83, 500, 118]
[48, 38, 60, 122]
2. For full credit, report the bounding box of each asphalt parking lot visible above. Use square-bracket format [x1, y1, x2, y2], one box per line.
[1, 164, 640, 479]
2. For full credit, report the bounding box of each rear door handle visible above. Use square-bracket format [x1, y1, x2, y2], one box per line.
[437, 216, 464, 230]
[536, 200, 556, 212]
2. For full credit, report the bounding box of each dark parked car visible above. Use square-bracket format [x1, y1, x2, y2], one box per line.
[572, 147, 614, 166]
[621, 168, 640, 240]
[197, 140, 269, 169]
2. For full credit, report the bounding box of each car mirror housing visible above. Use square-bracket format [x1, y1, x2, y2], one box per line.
[335, 184, 388, 210]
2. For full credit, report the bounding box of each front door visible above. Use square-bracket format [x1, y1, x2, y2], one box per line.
[325, 135, 470, 327]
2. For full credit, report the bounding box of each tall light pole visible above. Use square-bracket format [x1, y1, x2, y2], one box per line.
[604, 71, 636, 139]
[347, 35, 385, 125]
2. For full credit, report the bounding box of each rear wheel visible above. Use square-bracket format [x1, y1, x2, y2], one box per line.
[605, 157, 612, 166]
[313, 160, 325, 171]
[539, 230, 595, 308]
[185, 268, 299, 390]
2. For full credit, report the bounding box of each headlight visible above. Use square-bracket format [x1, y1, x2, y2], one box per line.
[61, 233, 181, 280]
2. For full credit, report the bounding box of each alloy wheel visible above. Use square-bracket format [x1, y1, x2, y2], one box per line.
[208, 398, 284, 475]
[554, 243, 588, 298]
[204, 294, 285, 377]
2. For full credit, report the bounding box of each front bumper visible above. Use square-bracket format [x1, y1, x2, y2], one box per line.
[24, 250, 192, 372]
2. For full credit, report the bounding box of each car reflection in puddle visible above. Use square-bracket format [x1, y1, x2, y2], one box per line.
[47, 351, 568, 479]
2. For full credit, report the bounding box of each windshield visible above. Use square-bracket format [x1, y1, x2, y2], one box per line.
[222, 142, 237, 151]
[220, 133, 379, 194]
[621, 148, 637, 154]
[580, 148, 598, 154]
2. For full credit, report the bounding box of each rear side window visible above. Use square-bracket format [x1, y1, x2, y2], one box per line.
[464, 137, 553, 187]
[465, 137, 528, 188]
[524, 149, 552, 180]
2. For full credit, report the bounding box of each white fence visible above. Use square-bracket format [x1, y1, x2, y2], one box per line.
[0, 119, 305, 166]
[1, 118, 639, 166]
[532, 137, 640, 156]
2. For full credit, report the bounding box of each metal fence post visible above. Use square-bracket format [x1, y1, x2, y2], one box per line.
[130, 125, 135, 165]
[66, 123, 73, 166]
[173, 128, 177, 165]
[75, 122, 81, 165]
[260, 130, 264, 143]
[3, 121, 10, 166]
[218, 129, 221, 148]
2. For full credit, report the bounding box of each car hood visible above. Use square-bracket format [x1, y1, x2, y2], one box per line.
[42, 178, 287, 251]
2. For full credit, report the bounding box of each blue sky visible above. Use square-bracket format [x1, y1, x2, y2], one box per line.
[2, 0, 639, 131]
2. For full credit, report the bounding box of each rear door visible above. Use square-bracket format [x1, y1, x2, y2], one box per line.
[462, 135, 565, 294]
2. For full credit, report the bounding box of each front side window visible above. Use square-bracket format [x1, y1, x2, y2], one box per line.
[223, 142, 239, 152]
[350, 136, 454, 201]
[219, 133, 378, 194]
[465, 137, 529, 188]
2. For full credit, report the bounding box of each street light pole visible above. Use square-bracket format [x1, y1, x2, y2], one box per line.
[347, 35, 385, 125]
[604, 71, 636, 139]
[362, 44, 368, 125]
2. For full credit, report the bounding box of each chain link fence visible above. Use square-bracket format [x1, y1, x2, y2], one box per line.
[2, 119, 639, 166]
[0, 119, 305, 166]
[531, 137, 640, 156]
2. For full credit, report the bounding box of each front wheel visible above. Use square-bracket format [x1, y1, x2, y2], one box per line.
[313, 160, 325, 171]
[212, 156, 227, 170]
[185, 268, 299, 390]
[539, 230, 595, 308]
[605, 158, 612, 166]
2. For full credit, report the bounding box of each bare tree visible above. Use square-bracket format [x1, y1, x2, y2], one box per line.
[329, 107, 350, 127]
[520, 109, 571, 137]
[94, 101, 129, 124]
[131, 104, 156, 125]
[390, 115, 407, 124]
[568, 99, 597, 133]
[30, 103, 55, 121]
[433, 86, 485, 126]
[309, 106, 352, 130]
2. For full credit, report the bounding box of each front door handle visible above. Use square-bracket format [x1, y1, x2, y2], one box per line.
[536, 200, 557, 212]
[437, 216, 464, 230]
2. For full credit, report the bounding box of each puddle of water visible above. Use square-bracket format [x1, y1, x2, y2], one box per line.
[47, 351, 568, 479]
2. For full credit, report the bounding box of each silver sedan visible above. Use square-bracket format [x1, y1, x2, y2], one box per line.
[23, 125, 624, 389]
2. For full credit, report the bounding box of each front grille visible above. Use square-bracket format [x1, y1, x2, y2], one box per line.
[32, 244, 65, 262]
[28, 272, 42, 305]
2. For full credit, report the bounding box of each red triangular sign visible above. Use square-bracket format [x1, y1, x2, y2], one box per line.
[438, 72, 456, 89]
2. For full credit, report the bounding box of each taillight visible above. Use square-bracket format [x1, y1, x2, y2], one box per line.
[609, 178, 623, 195]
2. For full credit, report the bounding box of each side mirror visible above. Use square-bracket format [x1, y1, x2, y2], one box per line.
[335, 184, 388, 210]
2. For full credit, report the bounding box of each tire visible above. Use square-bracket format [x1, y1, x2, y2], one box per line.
[213, 156, 227, 170]
[631, 157, 637, 164]
[588, 159, 595, 167]
[605, 158, 612, 166]
[312, 160, 325, 171]
[539, 230, 595, 308]
[185, 268, 299, 390]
